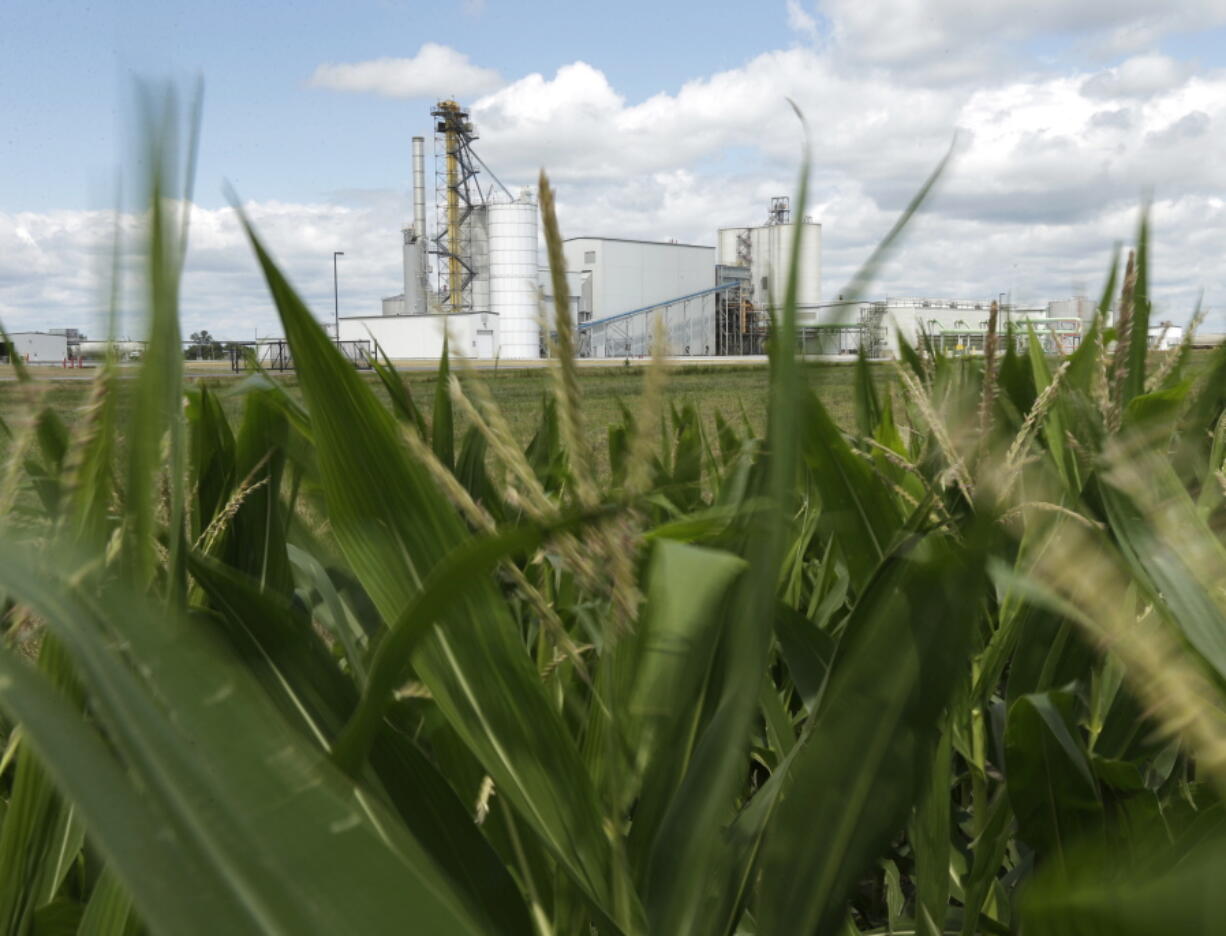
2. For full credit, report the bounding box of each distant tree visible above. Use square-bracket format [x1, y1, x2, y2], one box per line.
[188, 330, 222, 361]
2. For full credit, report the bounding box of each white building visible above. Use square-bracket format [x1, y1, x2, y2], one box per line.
[338, 311, 499, 360]
[718, 198, 822, 323]
[1149, 322, 1184, 350]
[562, 237, 715, 324]
[1047, 296, 1098, 331]
[864, 297, 1091, 357]
[4, 331, 68, 363]
[538, 269, 586, 333]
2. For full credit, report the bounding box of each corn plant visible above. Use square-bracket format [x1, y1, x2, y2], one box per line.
[2, 91, 1226, 936]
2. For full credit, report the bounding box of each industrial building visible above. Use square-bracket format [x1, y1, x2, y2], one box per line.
[340, 101, 542, 360]
[562, 237, 715, 324]
[717, 197, 822, 321]
[2, 331, 68, 364]
[341, 98, 828, 361]
[853, 297, 1100, 357]
[576, 197, 820, 359]
[339, 98, 1114, 363]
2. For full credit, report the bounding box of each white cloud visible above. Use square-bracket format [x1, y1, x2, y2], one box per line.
[786, 0, 822, 40]
[1082, 53, 1190, 98]
[309, 43, 502, 100]
[814, 0, 1226, 79]
[0, 197, 417, 341]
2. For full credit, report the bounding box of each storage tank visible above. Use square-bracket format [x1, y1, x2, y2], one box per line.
[489, 195, 540, 359]
[401, 136, 429, 316]
[757, 220, 821, 320]
[717, 204, 822, 323]
[470, 205, 490, 314]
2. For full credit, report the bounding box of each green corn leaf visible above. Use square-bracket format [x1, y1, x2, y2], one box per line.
[1094, 456, 1226, 683]
[1021, 825, 1226, 934]
[227, 388, 292, 593]
[773, 602, 836, 712]
[187, 384, 237, 540]
[853, 347, 882, 440]
[0, 642, 263, 936]
[233, 206, 631, 927]
[432, 339, 454, 470]
[371, 347, 427, 436]
[714, 410, 741, 468]
[959, 791, 1014, 936]
[913, 722, 952, 936]
[124, 92, 187, 592]
[59, 364, 119, 551]
[1026, 327, 1079, 493]
[1004, 691, 1104, 866]
[1173, 339, 1226, 488]
[798, 388, 900, 590]
[1122, 206, 1151, 407]
[76, 865, 136, 936]
[0, 639, 85, 936]
[624, 539, 747, 821]
[455, 424, 502, 520]
[286, 542, 369, 682]
[757, 532, 983, 936]
[641, 141, 811, 936]
[331, 508, 614, 776]
[187, 551, 532, 936]
[0, 548, 489, 936]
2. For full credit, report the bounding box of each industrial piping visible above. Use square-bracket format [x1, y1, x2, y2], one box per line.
[410, 136, 428, 314]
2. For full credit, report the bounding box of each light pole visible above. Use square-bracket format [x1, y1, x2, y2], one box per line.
[333, 251, 345, 344]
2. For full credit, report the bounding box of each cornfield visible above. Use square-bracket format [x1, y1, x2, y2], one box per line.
[1, 94, 1226, 936]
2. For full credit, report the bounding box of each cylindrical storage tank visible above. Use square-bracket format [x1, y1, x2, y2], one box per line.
[489, 198, 540, 359]
[760, 221, 822, 321]
[402, 230, 425, 315]
[469, 205, 490, 313]
[717, 227, 748, 267]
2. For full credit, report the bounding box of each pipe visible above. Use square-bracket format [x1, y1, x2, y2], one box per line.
[412, 136, 426, 240]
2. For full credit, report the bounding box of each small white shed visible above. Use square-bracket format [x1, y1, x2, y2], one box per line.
[4, 332, 69, 364]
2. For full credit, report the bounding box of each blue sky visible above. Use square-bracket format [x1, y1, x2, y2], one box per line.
[3, 0, 804, 211]
[3, 0, 1226, 337]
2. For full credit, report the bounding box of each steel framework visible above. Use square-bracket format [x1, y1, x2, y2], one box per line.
[577, 284, 741, 358]
[229, 340, 373, 372]
[432, 100, 481, 316]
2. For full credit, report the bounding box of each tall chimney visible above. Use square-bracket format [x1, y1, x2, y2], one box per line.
[412, 136, 427, 242]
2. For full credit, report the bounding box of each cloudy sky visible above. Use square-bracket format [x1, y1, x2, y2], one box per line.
[2, 0, 1225, 339]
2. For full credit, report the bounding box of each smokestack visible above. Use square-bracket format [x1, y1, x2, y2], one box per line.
[412, 136, 427, 241]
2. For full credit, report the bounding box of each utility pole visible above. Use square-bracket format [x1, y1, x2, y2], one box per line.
[333, 251, 345, 344]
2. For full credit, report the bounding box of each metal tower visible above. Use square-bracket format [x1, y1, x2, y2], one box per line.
[767, 196, 790, 225]
[431, 100, 481, 315]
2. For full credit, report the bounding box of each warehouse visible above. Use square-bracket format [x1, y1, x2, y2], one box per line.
[2, 331, 68, 364]
[338, 310, 499, 360]
[561, 237, 715, 324]
[576, 198, 823, 358]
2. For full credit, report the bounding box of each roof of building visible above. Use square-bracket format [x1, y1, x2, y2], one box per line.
[563, 236, 714, 250]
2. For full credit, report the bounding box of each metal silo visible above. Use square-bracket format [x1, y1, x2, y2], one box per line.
[489, 194, 540, 359]
[471, 205, 490, 313]
[760, 217, 821, 319]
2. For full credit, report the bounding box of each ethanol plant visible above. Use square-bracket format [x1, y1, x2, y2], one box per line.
[342, 101, 1100, 363]
[339, 99, 541, 360]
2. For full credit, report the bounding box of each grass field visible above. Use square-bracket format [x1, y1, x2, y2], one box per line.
[0, 359, 884, 475]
